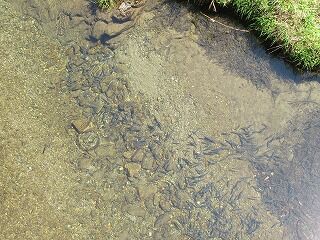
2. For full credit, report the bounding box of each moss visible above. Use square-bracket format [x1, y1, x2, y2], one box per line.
[192, 0, 320, 70]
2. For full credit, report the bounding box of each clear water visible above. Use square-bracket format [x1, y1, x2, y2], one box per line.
[1, 0, 320, 239]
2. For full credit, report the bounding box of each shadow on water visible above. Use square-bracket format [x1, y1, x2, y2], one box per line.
[87, 0, 99, 15]
[171, 1, 320, 87]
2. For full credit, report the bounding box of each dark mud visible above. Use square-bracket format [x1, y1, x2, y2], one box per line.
[2, 0, 320, 239]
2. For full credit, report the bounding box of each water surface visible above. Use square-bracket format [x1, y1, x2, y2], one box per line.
[1, 0, 320, 239]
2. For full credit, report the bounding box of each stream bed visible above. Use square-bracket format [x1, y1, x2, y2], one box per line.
[1, 0, 320, 239]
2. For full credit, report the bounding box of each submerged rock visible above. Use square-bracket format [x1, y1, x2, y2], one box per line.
[95, 143, 117, 158]
[154, 212, 171, 228]
[137, 183, 157, 200]
[125, 162, 141, 177]
[141, 156, 154, 170]
[72, 118, 95, 133]
[77, 131, 100, 151]
[131, 148, 145, 163]
[78, 157, 93, 171]
[126, 204, 146, 218]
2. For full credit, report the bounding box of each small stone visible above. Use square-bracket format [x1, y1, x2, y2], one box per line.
[143, 197, 155, 214]
[154, 213, 171, 228]
[95, 146, 108, 158]
[131, 149, 145, 163]
[141, 154, 154, 170]
[78, 158, 92, 170]
[100, 76, 116, 93]
[164, 159, 176, 172]
[124, 163, 141, 177]
[153, 192, 161, 207]
[126, 205, 146, 218]
[123, 151, 133, 159]
[159, 198, 171, 212]
[119, 2, 132, 13]
[77, 132, 100, 151]
[137, 184, 157, 200]
[176, 177, 186, 190]
[72, 119, 95, 133]
[95, 144, 117, 158]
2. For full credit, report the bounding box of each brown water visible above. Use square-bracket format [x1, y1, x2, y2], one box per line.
[1, 0, 320, 239]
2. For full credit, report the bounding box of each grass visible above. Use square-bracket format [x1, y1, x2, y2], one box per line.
[193, 0, 320, 70]
[95, 0, 119, 9]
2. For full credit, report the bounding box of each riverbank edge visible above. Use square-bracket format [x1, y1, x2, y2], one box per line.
[96, 0, 320, 70]
[191, 0, 320, 70]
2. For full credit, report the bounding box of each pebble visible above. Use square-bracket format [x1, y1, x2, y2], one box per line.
[124, 187, 139, 204]
[176, 177, 186, 190]
[77, 132, 100, 151]
[123, 150, 133, 159]
[159, 198, 172, 212]
[154, 213, 171, 228]
[131, 149, 145, 163]
[78, 158, 92, 170]
[95, 144, 117, 158]
[137, 183, 157, 200]
[164, 159, 176, 172]
[143, 197, 156, 214]
[141, 153, 154, 170]
[125, 162, 141, 177]
[126, 204, 146, 218]
[72, 118, 95, 133]
[153, 192, 161, 207]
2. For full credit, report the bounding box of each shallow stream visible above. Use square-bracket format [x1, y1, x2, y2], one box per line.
[1, 0, 320, 239]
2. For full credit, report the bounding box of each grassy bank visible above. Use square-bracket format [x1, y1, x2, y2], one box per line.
[195, 0, 320, 70]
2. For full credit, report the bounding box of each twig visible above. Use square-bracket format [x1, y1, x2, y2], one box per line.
[201, 12, 250, 33]
[209, 0, 217, 12]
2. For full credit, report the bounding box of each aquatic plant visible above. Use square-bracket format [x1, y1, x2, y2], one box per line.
[192, 0, 320, 70]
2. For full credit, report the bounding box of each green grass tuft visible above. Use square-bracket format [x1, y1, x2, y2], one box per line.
[96, 0, 118, 9]
[192, 0, 320, 70]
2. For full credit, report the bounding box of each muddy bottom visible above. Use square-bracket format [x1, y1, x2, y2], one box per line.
[1, 0, 320, 239]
